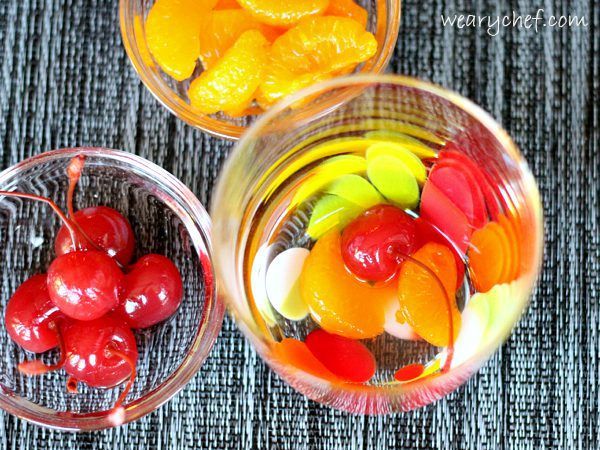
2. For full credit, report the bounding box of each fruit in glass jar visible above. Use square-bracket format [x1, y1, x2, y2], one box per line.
[300, 231, 387, 339]
[341, 204, 417, 282]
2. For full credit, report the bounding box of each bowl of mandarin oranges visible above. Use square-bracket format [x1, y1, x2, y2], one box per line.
[0, 148, 222, 430]
[120, 0, 401, 139]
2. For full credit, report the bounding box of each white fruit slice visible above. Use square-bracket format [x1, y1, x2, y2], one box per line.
[266, 248, 310, 320]
[384, 298, 420, 340]
[251, 244, 278, 326]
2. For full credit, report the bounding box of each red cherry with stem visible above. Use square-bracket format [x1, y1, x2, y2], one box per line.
[341, 204, 417, 282]
[5, 274, 66, 353]
[47, 250, 124, 321]
[63, 314, 137, 425]
[56, 155, 136, 266]
[61, 314, 138, 389]
[55, 206, 136, 266]
[116, 254, 183, 329]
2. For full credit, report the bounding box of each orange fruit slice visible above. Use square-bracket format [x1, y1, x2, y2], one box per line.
[199, 9, 283, 70]
[325, 0, 368, 28]
[468, 221, 512, 292]
[237, 0, 329, 27]
[498, 213, 520, 282]
[259, 16, 377, 106]
[189, 30, 269, 115]
[145, 0, 217, 81]
[271, 338, 339, 381]
[300, 230, 387, 339]
[397, 243, 461, 347]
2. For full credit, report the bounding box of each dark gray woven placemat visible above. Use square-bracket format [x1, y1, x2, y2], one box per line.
[0, 0, 598, 448]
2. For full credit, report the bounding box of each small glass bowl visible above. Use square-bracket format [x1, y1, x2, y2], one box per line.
[0, 148, 224, 430]
[119, 0, 401, 140]
[211, 74, 544, 414]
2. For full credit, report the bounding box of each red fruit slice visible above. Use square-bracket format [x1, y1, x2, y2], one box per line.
[394, 363, 425, 382]
[305, 329, 376, 383]
[439, 149, 501, 219]
[428, 160, 487, 229]
[414, 217, 465, 287]
[420, 181, 472, 254]
[271, 338, 338, 382]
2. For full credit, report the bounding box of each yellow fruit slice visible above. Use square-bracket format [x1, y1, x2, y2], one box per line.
[189, 30, 269, 115]
[237, 0, 329, 27]
[259, 16, 377, 106]
[366, 141, 428, 185]
[145, 0, 217, 81]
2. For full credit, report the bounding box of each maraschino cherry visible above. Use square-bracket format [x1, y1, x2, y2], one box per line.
[62, 314, 138, 389]
[117, 254, 183, 329]
[4, 274, 65, 353]
[55, 206, 136, 266]
[55, 155, 136, 266]
[47, 250, 124, 321]
[341, 204, 417, 282]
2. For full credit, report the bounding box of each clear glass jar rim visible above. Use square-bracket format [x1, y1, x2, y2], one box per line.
[0, 148, 224, 430]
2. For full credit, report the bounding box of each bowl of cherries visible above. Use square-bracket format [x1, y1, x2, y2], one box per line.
[0, 148, 223, 430]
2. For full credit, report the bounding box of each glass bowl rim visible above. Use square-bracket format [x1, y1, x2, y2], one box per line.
[118, 0, 402, 141]
[213, 73, 545, 406]
[0, 147, 225, 430]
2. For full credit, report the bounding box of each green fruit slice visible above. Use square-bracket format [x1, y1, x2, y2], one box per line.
[366, 142, 428, 185]
[367, 155, 420, 209]
[324, 174, 384, 209]
[307, 195, 363, 239]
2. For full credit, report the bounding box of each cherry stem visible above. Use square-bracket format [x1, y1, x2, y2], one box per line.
[107, 346, 136, 411]
[395, 251, 455, 372]
[66, 155, 85, 219]
[0, 190, 81, 250]
[18, 321, 66, 376]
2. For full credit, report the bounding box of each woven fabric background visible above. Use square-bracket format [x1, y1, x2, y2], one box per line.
[0, 0, 598, 448]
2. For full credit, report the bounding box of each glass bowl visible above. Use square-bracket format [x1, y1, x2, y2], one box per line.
[0, 148, 223, 430]
[211, 74, 544, 414]
[119, 0, 401, 140]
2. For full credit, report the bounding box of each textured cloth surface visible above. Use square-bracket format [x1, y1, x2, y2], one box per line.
[0, 0, 598, 449]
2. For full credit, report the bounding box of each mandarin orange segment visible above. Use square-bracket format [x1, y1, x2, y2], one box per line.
[188, 30, 269, 115]
[468, 221, 512, 292]
[397, 243, 461, 347]
[145, 0, 217, 81]
[199, 9, 282, 70]
[325, 0, 368, 28]
[259, 16, 377, 106]
[214, 0, 240, 8]
[271, 338, 339, 381]
[299, 231, 387, 339]
[237, 0, 329, 27]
